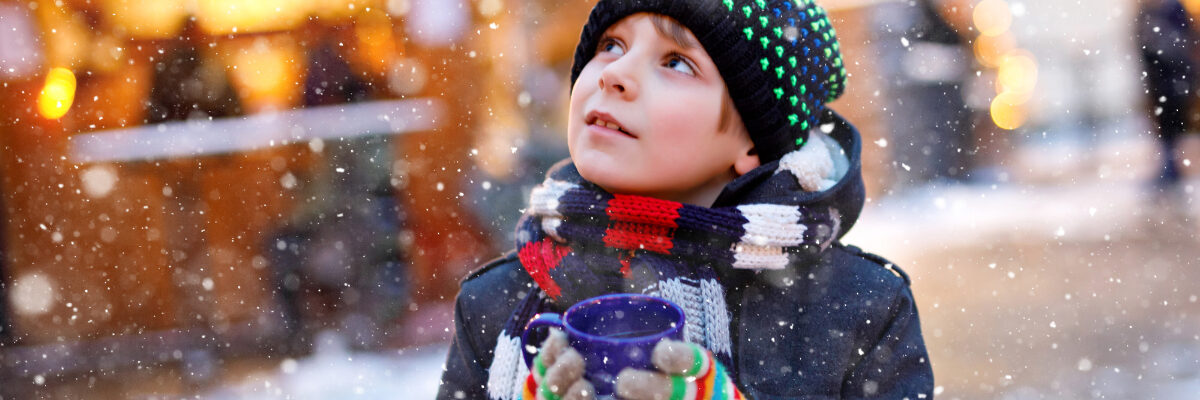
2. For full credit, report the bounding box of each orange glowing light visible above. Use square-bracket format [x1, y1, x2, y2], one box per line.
[217, 35, 305, 112]
[194, 0, 309, 35]
[311, 0, 371, 20]
[973, 32, 1016, 69]
[973, 0, 1013, 37]
[996, 50, 1038, 99]
[990, 91, 1027, 130]
[37, 67, 77, 120]
[36, 4, 90, 69]
[102, 0, 188, 39]
[354, 10, 400, 76]
[1185, 0, 1200, 16]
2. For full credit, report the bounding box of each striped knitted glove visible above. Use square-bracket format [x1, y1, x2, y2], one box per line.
[523, 329, 596, 400]
[615, 340, 745, 400]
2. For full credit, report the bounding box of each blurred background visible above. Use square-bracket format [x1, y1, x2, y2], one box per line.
[0, 0, 1197, 398]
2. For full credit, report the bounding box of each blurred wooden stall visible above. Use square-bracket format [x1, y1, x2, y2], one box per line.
[0, 0, 498, 395]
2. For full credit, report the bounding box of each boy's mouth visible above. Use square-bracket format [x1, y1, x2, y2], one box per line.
[585, 111, 636, 138]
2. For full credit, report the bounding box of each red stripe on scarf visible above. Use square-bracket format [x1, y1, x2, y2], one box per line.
[517, 238, 569, 299]
[604, 195, 682, 254]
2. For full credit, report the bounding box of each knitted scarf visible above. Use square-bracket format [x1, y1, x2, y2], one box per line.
[486, 131, 850, 400]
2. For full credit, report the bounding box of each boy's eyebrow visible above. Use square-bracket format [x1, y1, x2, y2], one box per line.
[649, 14, 699, 49]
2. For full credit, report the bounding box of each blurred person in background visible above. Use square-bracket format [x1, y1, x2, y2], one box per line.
[873, 0, 974, 190]
[1136, 0, 1197, 188]
[266, 30, 409, 351]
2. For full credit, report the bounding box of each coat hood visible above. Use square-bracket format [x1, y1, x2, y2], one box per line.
[713, 108, 866, 241]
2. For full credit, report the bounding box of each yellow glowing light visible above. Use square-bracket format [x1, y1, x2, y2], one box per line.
[102, 0, 188, 39]
[218, 35, 304, 112]
[990, 91, 1027, 130]
[311, 0, 370, 20]
[37, 67, 77, 120]
[973, 32, 1016, 69]
[973, 0, 1013, 37]
[194, 0, 310, 35]
[996, 50, 1038, 99]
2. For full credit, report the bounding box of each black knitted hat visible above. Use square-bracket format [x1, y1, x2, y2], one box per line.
[570, 0, 849, 162]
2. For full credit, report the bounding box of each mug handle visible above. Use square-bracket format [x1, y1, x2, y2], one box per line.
[521, 313, 564, 368]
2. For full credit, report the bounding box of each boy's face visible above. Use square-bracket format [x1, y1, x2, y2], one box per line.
[567, 13, 758, 206]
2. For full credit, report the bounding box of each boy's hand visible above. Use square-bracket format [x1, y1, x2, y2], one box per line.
[614, 340, 745, 400]
[524, 329, 595, 400]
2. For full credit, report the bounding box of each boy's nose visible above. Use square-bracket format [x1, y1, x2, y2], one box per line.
[601, 78, 626, 93]
[598, 60, 638, 99]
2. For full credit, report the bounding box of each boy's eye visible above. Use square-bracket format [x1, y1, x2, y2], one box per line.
[598, 38, 625, 56]
[665, 56, 696, 76]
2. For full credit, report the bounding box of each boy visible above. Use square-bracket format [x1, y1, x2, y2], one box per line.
[438, 0, 933, 399]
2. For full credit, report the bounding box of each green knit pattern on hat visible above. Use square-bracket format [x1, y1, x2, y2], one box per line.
[726, 0, 846, 141]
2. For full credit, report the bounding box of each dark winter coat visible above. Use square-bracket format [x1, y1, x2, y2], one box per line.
[437, 112, 934, 399]
[1137, 0, 1198, 100]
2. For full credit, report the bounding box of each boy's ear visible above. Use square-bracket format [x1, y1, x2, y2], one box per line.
[733, 147, 761, 176]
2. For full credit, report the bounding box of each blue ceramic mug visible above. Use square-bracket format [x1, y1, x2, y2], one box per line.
[522, 294, 685, 397]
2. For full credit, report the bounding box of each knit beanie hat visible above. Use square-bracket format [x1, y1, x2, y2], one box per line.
[570, 0, 849, 162]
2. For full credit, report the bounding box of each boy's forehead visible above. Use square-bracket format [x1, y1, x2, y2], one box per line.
[609, 13, 699, 49]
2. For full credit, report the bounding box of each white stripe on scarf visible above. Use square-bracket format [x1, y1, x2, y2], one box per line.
[733, 204, 806, 270]
[486, 331, 528, 400]
[528, 179, 576, 242]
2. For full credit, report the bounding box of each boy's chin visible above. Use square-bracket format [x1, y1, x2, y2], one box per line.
[575, 162, 640, 194]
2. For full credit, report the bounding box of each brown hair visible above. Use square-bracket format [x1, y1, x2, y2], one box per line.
[648, 14, 741, 133]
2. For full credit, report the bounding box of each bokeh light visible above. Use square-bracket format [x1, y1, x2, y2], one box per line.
[37, 67, 77, 120]
[354, 9, 400, 76]
[973, 0, 1013, 37]
[11, 272, 57, 316]
[990, 91, 1028, 130]
[81, 165, 120, 199]
[37, 6, 90, 69]
[996, 49, 1038, 99]
[973, 32, 1017, 68]
[311, 0, 373, 20]
[219, 35, 305, 112]
[102, 0, 188, 40]
[194, 0, 310, 35]
[1185, 0, 1200, 16]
